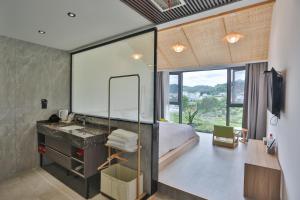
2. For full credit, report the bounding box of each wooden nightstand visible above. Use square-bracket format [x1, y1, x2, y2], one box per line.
[244, 139, 281, 200]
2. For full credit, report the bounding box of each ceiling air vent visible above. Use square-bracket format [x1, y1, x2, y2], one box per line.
[150, 0, 186, 12]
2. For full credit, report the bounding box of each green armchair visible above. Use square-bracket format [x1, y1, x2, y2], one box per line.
[213, 125, 239, 148]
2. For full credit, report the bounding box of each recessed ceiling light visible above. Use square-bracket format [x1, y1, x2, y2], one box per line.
[132, 53, 143, 60]
[172, 44, 186, 53]
[224, 32, 244, 44]
[67, 12, 76, 17]
[38, 30, 46, 34]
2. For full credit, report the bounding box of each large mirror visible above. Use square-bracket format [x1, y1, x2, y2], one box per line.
[72, 30, 155, 123]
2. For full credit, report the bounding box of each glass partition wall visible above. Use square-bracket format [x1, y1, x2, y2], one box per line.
[168, 67, 245, 133]
[71, 30, 156, 123]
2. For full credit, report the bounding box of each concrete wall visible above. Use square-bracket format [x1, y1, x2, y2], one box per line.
[0, 36, 70, 181]
[267, 0, 300, 199]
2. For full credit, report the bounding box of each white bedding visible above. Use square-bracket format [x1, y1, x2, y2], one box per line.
[159, 121, 198, 157]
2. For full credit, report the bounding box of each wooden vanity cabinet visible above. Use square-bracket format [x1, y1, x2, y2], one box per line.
[45, 146, 71, 169]
[38, 131, 107, 198]
[70, 144, 106, 178]
[45, 136, 71, 156]
[42, 135, 106, 178]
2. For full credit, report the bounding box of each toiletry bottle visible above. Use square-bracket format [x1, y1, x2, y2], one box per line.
[267, 133, 273, 147]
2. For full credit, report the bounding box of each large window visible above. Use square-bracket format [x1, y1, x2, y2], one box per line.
[182, 70, 227, 132]
[168, 67, 245, 132]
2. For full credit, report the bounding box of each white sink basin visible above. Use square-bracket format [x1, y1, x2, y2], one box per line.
[60, 125, 84, 131]
[71, 131, 94, 138]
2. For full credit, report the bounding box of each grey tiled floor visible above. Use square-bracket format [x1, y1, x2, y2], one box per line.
[0, 133, 248, 200]
[159, 132, 248, 200]
[0, 168, 108, 200]
[0, 168, 170, 200]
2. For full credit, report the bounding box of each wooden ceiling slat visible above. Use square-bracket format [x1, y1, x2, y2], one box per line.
[175, 7, 186, 16]
[213, 0, 220, 6]
[180, 6, 192, 16]
[196, 0, 206, 10]
[198, 0, 208, 10]
[202, 0, 210, 9]
[143, 2, 171, 22]
[167, 7, 181, 20]
[172, 9, 184, 18]
[189, 0, 202, 11]
[180, 5, 192, 15]
[208, 0, 216, 7]
[121, 0, 240, 24]
[162, 11, 174, 20]
[126, 0, 164, 23]
[128, 0, 168, 23]
[186, 1, 198, 13]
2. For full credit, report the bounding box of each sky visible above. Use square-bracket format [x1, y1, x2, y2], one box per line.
[170, 69, 245, 87]
[183, 70, 227, 87]
[169, 75, 179, 85]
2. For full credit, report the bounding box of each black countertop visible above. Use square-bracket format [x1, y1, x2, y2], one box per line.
[37, 121, 110, 148]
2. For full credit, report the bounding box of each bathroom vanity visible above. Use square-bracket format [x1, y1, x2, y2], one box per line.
[36, 121, 109, 198]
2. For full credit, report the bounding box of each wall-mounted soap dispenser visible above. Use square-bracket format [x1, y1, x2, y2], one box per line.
[41, 99, 47, 109]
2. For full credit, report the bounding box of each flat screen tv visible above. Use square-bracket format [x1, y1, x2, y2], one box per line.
[266, 68, 283, 117]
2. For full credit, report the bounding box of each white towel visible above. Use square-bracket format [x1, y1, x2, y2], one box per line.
[106, 140, 137, 149]
[108, 135, 137, 146]
[111, 129, 138, 141]
[106, 140, 137, 152]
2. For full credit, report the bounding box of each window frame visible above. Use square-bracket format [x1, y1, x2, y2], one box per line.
[168, 73, 180, 104]
[226, 66, 245, 126]
[169, 72, 182, 123]
[228, 66, 245, 106]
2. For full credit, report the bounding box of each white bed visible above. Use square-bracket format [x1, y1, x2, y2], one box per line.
[158, 121, 199, 170]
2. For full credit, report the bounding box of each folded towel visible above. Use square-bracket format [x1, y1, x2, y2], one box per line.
[111, 129, 138, 141]
[106, 140, 137, 149]
[108, 135, 137, 146]
[106, 140, 137, 152]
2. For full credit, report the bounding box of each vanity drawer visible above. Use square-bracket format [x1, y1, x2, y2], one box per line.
[45, 146, 71, 170]
[45, 136, 71, 156]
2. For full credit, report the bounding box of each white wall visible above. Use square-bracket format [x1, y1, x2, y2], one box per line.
[267, 0, 300, 199]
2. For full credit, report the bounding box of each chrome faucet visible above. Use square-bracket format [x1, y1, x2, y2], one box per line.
[78, 115, 86, 126]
